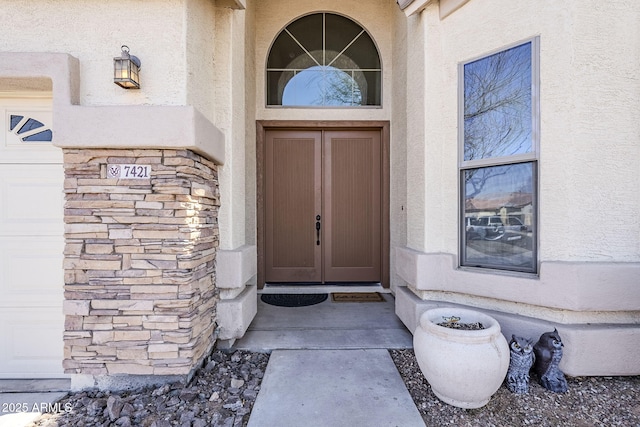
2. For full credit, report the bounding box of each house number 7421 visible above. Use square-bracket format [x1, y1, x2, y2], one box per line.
[107, 164, 151, 179]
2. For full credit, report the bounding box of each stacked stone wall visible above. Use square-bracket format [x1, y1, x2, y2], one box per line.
[62, 149, 219, 377]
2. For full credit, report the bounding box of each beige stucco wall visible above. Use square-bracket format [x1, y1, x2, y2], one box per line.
[390, 9, 409, 292]
[0, 0, 187, 107]
[244, 0, 257, 246]
[403, 0, 640, 262]
[0, 0, 239, 141]
[215, 6, 249, 250]
[186, 0, 217, 121]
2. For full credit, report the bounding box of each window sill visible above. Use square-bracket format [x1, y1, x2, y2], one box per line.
[457, 265, 539, 280]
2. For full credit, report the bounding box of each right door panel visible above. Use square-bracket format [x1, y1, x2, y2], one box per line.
[323, 130, 381, 282]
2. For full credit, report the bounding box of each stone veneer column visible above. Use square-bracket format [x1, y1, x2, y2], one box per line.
[62, 148, 219, 386]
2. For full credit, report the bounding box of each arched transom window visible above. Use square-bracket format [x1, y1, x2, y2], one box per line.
[267, 12, 382, 107]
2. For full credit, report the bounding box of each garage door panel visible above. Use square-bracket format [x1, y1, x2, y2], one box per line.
[0, 97, 65, 378]
[0, 308, 64, 378]
[0, 236, 63, 306]
[0, 164, 64, 236]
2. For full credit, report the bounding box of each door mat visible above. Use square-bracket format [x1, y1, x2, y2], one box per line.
[261, 293, 328, 307]
[331, 292, 385, 303]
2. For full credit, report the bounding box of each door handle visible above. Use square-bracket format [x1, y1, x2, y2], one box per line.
[315, 215, 321, 245]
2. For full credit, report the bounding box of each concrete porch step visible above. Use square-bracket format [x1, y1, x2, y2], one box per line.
[231, 292, 414, 351]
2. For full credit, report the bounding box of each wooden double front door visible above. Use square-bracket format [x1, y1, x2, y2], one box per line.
[264, 129, 382, 284]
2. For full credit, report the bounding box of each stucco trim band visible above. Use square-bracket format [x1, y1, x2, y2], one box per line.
[217, 285, 257, 341]
[216, 245, 257, 290]
[54, 105, 225, 165]
[395, 247, 640, 313]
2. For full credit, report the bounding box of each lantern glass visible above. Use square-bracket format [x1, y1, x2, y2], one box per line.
[114, 47, 141, 89]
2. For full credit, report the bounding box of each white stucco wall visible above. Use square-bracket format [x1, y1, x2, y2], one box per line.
[404, 0, 640, 263]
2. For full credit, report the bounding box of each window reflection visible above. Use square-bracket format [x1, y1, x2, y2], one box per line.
[282, 66, 363, 106]
[463, 162, 535, 272]
[464, 42, 532, 160]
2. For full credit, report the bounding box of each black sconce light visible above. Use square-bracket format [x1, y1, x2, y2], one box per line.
[114, 45, 141, 89]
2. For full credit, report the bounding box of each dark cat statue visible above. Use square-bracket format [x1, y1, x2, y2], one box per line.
[533, 329, 568, 393]
[506, 335, 535, 393]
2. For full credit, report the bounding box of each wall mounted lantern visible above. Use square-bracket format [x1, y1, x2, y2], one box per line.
[113, 45, 141, 89]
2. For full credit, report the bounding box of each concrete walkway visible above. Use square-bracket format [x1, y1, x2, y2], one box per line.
[248, 349, 425, 427]
[239, 291, 425, 427]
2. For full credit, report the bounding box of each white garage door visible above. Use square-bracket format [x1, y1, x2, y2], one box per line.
[0, 96, 65, 378]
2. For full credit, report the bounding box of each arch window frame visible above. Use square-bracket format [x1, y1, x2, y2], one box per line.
[266, 12, 382, 108]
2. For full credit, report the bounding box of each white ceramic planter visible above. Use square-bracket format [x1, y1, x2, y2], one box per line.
[413, 307, 509, 409]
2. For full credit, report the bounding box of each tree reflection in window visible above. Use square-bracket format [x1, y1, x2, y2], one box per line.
[267, 13, 381, 107]
[463, 42, 532, 161]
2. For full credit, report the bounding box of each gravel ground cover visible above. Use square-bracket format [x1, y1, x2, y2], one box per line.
[30, 351, 269, 427]
[390, 349, 640, 427]
[29, 348, 639, 427]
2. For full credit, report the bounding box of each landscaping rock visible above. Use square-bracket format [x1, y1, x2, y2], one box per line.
[29, 350, 269, 427]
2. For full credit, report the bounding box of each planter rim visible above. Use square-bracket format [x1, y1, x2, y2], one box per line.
[419, 307, 503, 342]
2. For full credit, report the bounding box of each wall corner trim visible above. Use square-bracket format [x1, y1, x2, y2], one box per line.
[0, 52, 80, 107]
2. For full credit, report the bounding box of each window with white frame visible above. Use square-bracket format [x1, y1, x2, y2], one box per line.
[459, 38, 539, 273]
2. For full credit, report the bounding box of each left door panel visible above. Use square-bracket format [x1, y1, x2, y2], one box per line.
[265, 130, 322, 282]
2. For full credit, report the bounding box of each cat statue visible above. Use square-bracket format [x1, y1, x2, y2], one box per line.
[533, 329, 568, 393]
[506, 335, 535, 394]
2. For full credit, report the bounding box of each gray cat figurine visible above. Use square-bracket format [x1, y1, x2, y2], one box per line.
[506, 335, 535, 393]
[533, 329, 568, 393]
